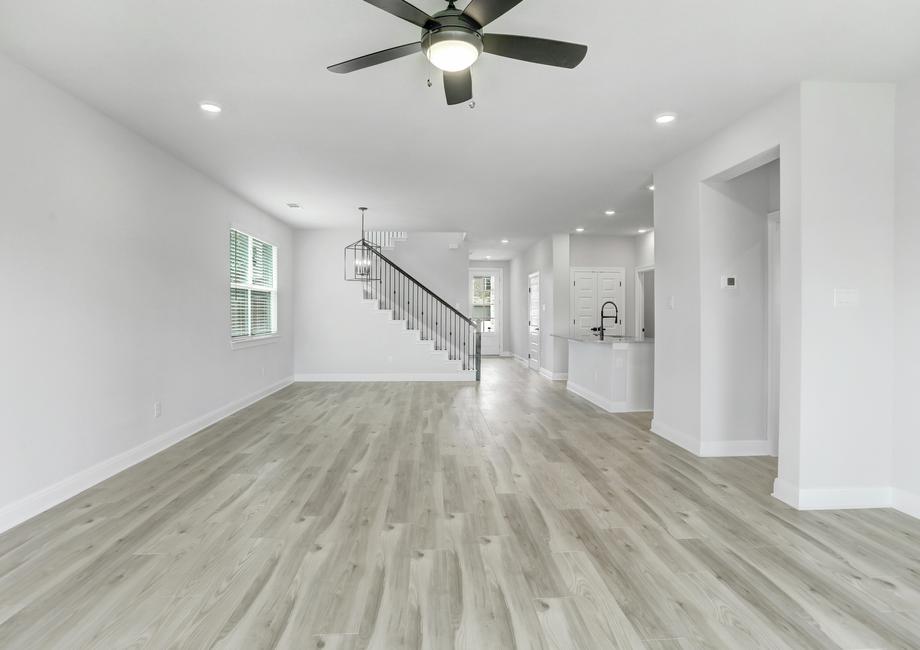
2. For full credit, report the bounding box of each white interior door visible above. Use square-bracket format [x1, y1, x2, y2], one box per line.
[470, 270, 501, 356]
[528, 272, 540, 370]
[598, 271, 626, 336]
[571, 271, 597, 337]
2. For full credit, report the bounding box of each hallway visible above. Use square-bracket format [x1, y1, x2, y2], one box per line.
[1, 359, 919, 648]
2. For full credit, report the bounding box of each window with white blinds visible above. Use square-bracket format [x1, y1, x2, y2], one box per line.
[230, 228, 277, 340]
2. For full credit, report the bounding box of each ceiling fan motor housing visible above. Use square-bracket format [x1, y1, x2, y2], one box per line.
[421, 9, 484, 61]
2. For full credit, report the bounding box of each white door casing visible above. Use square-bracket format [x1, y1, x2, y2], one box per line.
[528, 272, 540, 370]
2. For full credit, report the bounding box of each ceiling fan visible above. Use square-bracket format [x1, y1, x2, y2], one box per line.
[328, 0, 588, 105]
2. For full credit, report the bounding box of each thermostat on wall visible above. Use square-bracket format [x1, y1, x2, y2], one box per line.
[834, 288, 860, 307]
[721, 276, 737, 289]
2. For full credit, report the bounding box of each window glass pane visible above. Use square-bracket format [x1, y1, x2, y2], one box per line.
[251, 239, 274, 288]
[230, 230, 250, 285]
[250, 290, 273, 336]
[472, 274, 496, 333]
[231, 288, 249, 338]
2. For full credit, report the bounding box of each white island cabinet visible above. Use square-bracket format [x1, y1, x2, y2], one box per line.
[554, 335, 654, 413]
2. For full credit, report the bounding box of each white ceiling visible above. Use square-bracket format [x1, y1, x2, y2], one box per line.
[2, 0, 920, 245]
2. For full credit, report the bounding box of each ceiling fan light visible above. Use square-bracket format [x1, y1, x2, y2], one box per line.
[426, 39, 480, 72]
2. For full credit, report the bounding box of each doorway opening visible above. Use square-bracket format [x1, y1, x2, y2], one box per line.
[635, 266, 655, 340]
[470, 268, 502, 356]
[700, 152, 781, 460]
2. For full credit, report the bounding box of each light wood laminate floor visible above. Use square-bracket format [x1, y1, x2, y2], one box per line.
[2, 359, 920, 649]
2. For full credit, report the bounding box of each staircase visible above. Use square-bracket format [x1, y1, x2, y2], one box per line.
[346, 238, 481, 381]
[365, 231, 407, 250]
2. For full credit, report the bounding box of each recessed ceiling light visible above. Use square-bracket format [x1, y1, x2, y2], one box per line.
[575, 227, 585, 233]
[605, 210, 616, 216]
[647, 184, 655, 191]
[286, 202, 301, 209]
[485, 255, 492, 259]
[501, 239, 510, 244]
[199, 102, 222, 114]
[638, 228, 649, 234]
[655, 113, 676, 125]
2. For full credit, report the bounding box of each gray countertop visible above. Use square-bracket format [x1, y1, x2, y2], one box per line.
[550, 334, 654, 345]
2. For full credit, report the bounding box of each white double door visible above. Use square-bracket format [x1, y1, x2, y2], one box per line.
[571, 268, 626, 338]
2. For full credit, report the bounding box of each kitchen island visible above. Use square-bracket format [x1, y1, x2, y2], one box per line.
[553, 335, 654, 413]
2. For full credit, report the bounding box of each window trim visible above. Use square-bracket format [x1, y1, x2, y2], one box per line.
[230, 333, 280, 350]
[230, 227, 279, 345]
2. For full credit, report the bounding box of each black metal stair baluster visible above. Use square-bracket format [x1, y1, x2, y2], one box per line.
[463, 322, 467, 370]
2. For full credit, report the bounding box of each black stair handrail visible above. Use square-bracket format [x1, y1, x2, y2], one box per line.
[361, 239, 475, 328]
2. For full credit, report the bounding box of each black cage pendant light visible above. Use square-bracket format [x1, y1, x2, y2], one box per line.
[345, 207, 378, 282]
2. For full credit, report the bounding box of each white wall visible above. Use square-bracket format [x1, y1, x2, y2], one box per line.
[0, 55, 294, 531]
[796, 83, 895, 499]
[569, 235, 639, 337]
[469, 260, 511, 354]
[635, 230, 655, 269]
[552, 234, 571, 374]
[892, 75, 920, 516]
[384, 232, 469, 312]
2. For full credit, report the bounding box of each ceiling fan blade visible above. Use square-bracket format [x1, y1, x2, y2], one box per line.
[482, 34, 587, 68]
[444, 68, 473, 105]
[363, 0, 434, 28]
[328, 42, 421, 73]
[462, 0, 525, 27]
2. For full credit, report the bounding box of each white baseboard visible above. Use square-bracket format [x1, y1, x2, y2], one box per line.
[539, 368, 568, 381]
[699, 439, 773, 457]
[650, 419, 771, 458]
[0, 376, 295, 535]
[513, 354, 529, 367]
[650, 418, 701, 455]
[567, 381, 616, 411]
[894, 488, 920, 519]
[294, 373, 475, 383]
[772, 478, 893, 510]
[567, 381, 654, 413]
[773, 481, 919, 520]
[771, 477, 800, 508]
[500, 352, 512, 358]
